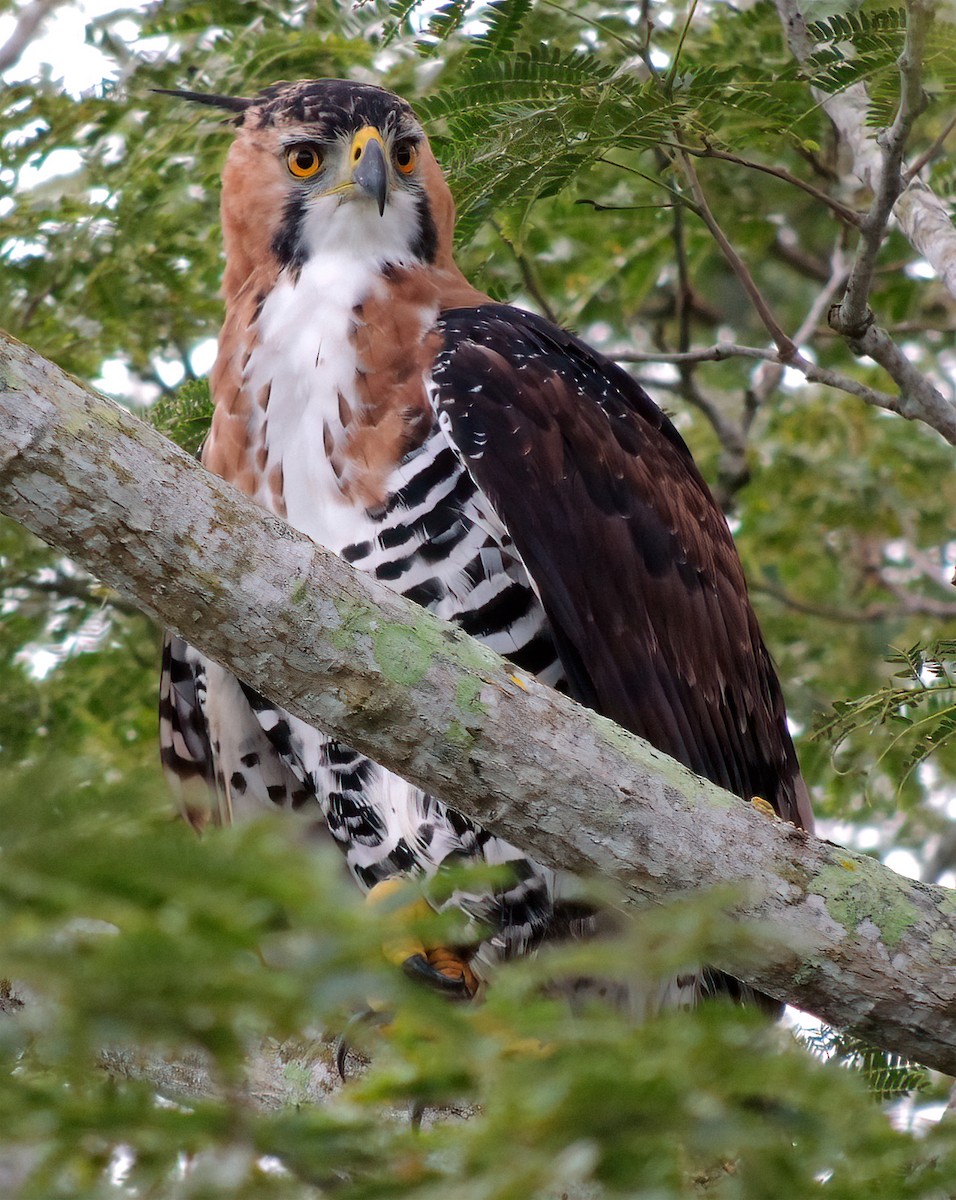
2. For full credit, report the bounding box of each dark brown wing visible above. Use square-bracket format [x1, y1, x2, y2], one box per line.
[432, 305, 811, 830]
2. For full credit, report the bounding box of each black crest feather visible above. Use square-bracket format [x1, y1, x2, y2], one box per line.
[152, 88, 252, 113]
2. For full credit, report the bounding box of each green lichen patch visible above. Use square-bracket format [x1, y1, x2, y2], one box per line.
[928, 891, 956, 962]
[455, 674, 487, 717]
[371, 623, 439, 687]
[444, 719, 474, 751]
[329, 595, 503, 691]
[810, 855, 920, 949]
[290, 578, 309, 606]
[328, 596, 378, 653]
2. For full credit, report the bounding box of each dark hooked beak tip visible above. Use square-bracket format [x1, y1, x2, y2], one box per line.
[353, 138, 388, 217]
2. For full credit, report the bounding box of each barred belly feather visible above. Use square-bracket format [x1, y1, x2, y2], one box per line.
[161, 253, 575, 973]
[160, 77, 810, 1012]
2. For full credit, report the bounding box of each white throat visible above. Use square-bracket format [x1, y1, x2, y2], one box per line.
[300, 189, 422, 265]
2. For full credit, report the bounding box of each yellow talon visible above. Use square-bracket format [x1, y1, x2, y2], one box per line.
[750, 796, 777, 820]
[365, 880, 479, 995]
[365, 878, 433, 967]
[501, 1036, 552, 1060]
[508, 672, 529, 691]
[365, 877, 417, 908]
[364, 879, 480, 998]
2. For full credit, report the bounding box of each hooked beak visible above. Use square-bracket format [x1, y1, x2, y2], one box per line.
[350, 127, 388, 216]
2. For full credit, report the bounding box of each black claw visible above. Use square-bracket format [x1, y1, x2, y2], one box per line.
[334, 1033, 351, 1082]
[401, 953, 473, 999]
[334, 1007, 387, 1081]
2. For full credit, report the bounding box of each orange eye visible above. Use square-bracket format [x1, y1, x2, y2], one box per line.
[393, 141, 418, 175]
[286, 144, 323, 179]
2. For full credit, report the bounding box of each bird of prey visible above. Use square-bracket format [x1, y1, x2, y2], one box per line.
[159, 78, 812, 1005]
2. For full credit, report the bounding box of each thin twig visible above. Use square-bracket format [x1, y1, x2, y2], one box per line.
[0, 0, 63, 74]
[905, 110, 956, 182]
[680, 144, 862, 228]
[833, 0, 932, 337]
[613, 339, 915, 420]
[664, 0, 699, 94]
[769, 235, 834, 284]
[538, 0, 645, 54]
[752, 580, 956, 624]
[747, 243, 850, 414]
[678, 153, 796, 358]
[615, 344, 767, 365]
[664, 194, 749, 503]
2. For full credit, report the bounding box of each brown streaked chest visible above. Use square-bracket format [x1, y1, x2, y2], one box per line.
[204, 256, 440, 552]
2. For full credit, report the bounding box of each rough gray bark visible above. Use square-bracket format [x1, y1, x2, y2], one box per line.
[774, 0, 956, 443]
[2, 328, 956, 1073]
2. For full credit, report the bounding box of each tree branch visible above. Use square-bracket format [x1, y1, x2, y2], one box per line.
[678, 153, 796, 358]
[775, 0, 956, 442]
[3, 329, 956, 1073]
[752, 579, 956, 625]
[775, 0, 951, 278]
[745, 242, 850, 414]
[3, 569, 142, 618]
[680, 144, 862, 229]
[612, 339, 905, 416]
[834, 320, 956, 441]
[834, 0, 930, 334]
[0, 0, 63, 75]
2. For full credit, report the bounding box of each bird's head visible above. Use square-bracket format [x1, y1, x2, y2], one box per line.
[161, 79, 458, 283]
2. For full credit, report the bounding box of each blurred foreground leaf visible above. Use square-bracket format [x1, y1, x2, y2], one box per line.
[1, 763, 955, 1197]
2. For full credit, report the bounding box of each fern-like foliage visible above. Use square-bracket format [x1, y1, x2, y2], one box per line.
[418, 29, 816, 244]
[806, 6, 956, 125]
[423, 0, 473, 47]
[388, 0, 533, 53]
[814, 640, 956, 797]
[468, 0, 534, 57]
[149, 378, 214, 457]
[802, 1026, 930, 1103]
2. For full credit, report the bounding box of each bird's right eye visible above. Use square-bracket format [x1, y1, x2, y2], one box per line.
[286, 144, 323, 179]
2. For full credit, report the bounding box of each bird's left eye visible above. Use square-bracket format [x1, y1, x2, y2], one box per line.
[286, 144, 323, 179]
[393, 141, 418, 175]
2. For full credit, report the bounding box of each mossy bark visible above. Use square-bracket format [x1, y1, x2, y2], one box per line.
[2, 328, 956, 1072]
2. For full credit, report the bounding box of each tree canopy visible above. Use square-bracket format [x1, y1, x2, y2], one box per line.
[1, 0, 956, 1195]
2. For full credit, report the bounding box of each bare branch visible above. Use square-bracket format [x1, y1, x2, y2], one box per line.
[0, 0, 63, 74]
[613, 339, 908, 420]
[774, 0, 956, 442]
[3, 571, 142, 617]
[833, 322, 955, 439]
[774, 0, 956, 295]
[747, 244, 850, 411]
[769, 234, 835, 284]
[835, 0, 931, 336]
[678, 153, 796, 358]
[905, 110, 956, 182]
[666, 193, 750, 502]
[614, 343, 770, 365]
[894, 176, 956, 302]
[752, 580, 956, 625]
[683, 144, 862, 229]
[5, 330, 956, 1073]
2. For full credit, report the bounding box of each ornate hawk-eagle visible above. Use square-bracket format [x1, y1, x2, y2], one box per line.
[159, 78, 812, 1003]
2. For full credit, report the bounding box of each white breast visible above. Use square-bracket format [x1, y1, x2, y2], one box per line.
[244, 254, 384, 553]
